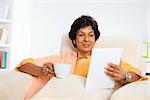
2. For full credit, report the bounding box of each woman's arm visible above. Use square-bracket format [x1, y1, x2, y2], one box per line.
[18, 63, 43, 77]
[105, 63, 141, 85]
[18, 63, 55, 77]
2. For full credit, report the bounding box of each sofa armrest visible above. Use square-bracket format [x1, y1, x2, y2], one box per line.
[0, 70, 32, 100]
[110, 80, 150, 100]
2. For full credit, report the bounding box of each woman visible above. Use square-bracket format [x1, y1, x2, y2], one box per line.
[16, 15, 143, 99]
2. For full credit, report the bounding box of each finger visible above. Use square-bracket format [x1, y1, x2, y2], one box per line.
[105, 66, 120, 74]
[44, 63, 54, 71]
[47, 69, 55, 76]
[47, 65, 53, 71]
[47, 74, 54, 78]
[105, 70, 117, 77]
[43, 66, 55, 75]
[107, 63, 120, 70]
[105, 70, 122, 81]
[43, 62, 53, 68]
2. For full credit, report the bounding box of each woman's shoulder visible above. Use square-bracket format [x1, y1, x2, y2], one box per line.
[61, 50, 77, 56]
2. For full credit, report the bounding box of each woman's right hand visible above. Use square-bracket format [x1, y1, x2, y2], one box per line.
[41, 62, 55, 77]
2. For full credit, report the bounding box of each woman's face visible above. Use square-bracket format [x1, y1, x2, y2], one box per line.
[75, 25, 96, 53]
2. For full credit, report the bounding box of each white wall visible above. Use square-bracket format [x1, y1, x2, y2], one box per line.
[10, 1, 32, 68]
[10, 0, 148, 68]
[148, 0, 150, 39]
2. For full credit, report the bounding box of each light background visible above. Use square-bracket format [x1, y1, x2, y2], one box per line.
[10, 0, 149, 68]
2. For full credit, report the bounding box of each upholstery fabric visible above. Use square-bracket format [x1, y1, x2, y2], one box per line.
[31, 74, 113, 100]
[110, 80, 150, 100]
[0, 70, 32, 100]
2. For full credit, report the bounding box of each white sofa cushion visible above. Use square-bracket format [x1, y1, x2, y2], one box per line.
[32, 74, 113, 100]
[0, 70, 32, 100]
[110, 80, 150, 100]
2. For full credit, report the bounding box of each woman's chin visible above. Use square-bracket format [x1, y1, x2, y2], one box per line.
[82, 48, 92, 52]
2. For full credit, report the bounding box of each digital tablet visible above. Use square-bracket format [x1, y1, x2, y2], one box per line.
[85, 48, 123, 89]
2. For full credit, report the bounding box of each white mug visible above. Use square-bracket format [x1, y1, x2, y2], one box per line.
[53, 63, 72, 79]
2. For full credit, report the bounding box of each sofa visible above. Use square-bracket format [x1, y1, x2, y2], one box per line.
[0, 35, 149, 100]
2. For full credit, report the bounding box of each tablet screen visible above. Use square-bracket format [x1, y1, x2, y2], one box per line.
[86, 48, 123, 89]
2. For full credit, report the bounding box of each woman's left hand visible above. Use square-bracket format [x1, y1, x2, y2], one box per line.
[105, 62, 126, 83]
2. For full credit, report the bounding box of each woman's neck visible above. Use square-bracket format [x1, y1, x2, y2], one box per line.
[77, 50, 91, 59]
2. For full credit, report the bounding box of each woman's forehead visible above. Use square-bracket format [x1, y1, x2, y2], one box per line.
[78, 26, 93, 32]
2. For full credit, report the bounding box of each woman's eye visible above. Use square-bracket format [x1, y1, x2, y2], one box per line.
[78, 34, 84, 36]
[90, 34, 94, 37]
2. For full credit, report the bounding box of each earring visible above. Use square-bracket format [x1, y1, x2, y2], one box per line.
[73, 40, 76, 44]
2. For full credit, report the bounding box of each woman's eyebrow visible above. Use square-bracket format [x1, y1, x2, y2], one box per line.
[89, 30, 94, 33]
[78, 30, 94, 34]
[77, 31, 84, 33]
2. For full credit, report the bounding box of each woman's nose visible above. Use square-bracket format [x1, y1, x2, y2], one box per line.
[84, 36, 89, 42]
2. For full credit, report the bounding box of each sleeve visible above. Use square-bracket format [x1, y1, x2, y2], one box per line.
[121, 60, 148, 81]
[34, 50, 77, 70]
[34, 54, 61, 66]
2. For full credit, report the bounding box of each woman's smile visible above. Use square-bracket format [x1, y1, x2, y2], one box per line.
[82, 43, 91, 48]
[75, 25, 96, 53]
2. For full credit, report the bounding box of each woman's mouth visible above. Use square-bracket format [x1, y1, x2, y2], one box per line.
[82, 44, 90, 48]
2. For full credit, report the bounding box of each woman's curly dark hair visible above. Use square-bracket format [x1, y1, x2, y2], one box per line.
[69, 15, 101, 47]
